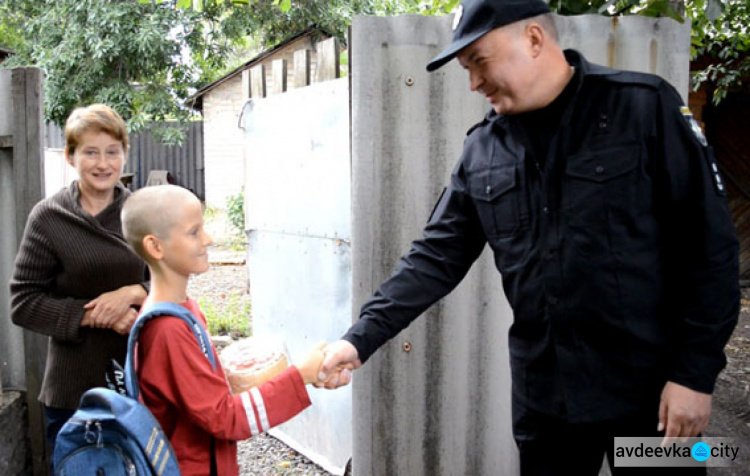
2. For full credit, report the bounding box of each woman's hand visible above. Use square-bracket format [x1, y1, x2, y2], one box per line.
[81, 284, 146, 331]
[112, 307, 138, 335]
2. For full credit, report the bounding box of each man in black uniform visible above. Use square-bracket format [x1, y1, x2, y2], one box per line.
[318, 1, 739, 473]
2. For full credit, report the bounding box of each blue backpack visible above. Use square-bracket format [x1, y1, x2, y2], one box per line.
[53, 302, 216, 476]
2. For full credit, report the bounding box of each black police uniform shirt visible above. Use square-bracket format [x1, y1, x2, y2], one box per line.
[342, 50, 739, 426]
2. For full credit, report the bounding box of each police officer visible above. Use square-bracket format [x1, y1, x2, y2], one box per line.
[318, 0, 739, 473]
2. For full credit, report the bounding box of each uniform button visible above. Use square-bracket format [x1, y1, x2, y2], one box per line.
[485, 185, 492, 194]
[542, 206, 549, 214]
[595, 165, 604, 174]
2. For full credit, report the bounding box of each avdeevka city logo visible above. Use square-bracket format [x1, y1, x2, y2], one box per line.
[692, 442, 711, 462]
[614, 437, 739, 467]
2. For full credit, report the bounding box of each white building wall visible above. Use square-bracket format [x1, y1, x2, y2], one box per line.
[202, 75, 246, 207]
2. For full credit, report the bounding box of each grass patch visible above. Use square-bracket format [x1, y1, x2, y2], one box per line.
[199, 294, 251, 338]
[202, 204, 247, 252]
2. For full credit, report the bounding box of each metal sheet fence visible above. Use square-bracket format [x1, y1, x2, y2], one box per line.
[350, 14, 515, 476]
[241, 78, 352, 475]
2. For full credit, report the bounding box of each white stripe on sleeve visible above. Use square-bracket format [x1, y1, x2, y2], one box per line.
[240, 391, 260, 435]
[250, 387, 270, 432]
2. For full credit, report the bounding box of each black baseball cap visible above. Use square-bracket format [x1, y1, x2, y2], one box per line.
[426, 0, 551, 72]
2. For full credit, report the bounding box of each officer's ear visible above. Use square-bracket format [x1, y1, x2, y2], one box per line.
[524, 23, 545, 57]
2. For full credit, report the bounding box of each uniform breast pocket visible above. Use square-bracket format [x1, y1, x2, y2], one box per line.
[562, 142, 645, 226]
[467, 163, 520, 237]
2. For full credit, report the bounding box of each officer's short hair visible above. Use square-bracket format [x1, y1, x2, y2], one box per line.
[515, 13, 559, 44]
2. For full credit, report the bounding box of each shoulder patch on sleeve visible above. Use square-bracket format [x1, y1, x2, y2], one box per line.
[681, 106, 708, 146]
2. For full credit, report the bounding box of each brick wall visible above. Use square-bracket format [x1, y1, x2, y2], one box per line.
[203, 75, 246, 207]
[203, 35, 324, 207]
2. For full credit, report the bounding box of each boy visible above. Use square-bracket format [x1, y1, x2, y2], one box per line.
[121, 184, 326, 476]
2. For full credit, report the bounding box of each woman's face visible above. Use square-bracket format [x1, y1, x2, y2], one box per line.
[66, 131, 125, 198]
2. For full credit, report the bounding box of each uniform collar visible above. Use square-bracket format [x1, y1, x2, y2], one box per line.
[564, 49, 619, 78]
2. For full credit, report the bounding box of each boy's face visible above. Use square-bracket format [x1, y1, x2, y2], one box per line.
[160, 197, 213, 276]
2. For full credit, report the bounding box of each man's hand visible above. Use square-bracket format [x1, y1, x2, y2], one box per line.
[314, 340, 361, 389]
[658, 381, 712, 446]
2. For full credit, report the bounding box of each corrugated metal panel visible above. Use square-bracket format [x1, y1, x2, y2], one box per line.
[350, 14, 514, 476]
[126, 122, 205, 200]
[242, 78, 352, 475]
[555, 14, 691, 101]
[45, 121, 205, 200]
[350, 13, 689, 476]
[45, 122, 64, 149]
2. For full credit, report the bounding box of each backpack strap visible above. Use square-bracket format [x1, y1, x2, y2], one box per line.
[125, 302, 217, 399]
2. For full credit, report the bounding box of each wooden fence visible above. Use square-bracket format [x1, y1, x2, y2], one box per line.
[241, 37, 341, 99]
[0, 67, 48, 476]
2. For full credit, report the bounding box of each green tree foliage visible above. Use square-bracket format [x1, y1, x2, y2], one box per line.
[209, 0, 460, 52]
[2, 0, 213, 144]
[0, 3, 26, 52]
[543, 0, 684, 20]
[687, 0, 750, 103]
[0, 0, 745, 143]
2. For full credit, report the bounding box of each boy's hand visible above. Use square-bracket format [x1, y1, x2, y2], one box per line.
[298, 342, 328, 385]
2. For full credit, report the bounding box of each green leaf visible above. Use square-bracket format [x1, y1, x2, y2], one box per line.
[280, 0, 292, 13]
[444, 0, 462, 13]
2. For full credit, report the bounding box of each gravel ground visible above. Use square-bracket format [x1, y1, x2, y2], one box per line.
[188, 249, 335, 476]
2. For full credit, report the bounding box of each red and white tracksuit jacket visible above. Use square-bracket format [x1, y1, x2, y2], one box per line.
[136, 298, 311, 476]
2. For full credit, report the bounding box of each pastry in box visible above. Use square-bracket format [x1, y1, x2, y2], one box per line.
[220, 335, 289, 394]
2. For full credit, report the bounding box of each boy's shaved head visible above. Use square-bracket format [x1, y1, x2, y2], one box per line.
[122, 184, 201, 261]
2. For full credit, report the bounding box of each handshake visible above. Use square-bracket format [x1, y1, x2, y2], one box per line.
[297, 340, 361, 389]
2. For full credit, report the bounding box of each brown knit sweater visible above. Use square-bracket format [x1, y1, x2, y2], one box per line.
[10, 181, 148, 409]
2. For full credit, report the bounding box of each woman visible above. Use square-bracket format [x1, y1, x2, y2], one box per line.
[10, 104, 149, 459]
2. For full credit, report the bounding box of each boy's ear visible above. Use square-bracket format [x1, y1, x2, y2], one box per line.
[142, 234, 164, 261]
